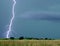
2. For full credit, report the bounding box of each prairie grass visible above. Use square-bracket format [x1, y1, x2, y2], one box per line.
[0, 40, 60, 46]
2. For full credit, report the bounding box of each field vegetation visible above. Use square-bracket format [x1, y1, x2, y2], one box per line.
[0, 40, 60, 46]
[0, 37, 59, 46]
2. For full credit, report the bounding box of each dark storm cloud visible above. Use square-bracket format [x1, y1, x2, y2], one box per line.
[19, 11, 60, 21]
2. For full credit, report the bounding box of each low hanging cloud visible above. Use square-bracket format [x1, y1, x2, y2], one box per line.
[19, 11, 60, 21]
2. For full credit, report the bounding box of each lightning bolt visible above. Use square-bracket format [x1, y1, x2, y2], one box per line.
[6, 0, 16, 38]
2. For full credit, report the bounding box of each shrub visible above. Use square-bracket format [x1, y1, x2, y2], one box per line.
[10, 37, 15, 40]
[19, 36, 24, 40]
[45, 38, 48, 40]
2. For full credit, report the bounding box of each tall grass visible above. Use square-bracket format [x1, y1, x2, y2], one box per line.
[0, 40, 60, 46]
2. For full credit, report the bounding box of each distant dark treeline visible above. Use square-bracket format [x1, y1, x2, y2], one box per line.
[3, 36, 55, 40]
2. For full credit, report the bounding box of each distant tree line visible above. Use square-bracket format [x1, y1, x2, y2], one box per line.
[4, 36, 55, 40]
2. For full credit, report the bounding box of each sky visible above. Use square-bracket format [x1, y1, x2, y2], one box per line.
[0, 0, 60, 38]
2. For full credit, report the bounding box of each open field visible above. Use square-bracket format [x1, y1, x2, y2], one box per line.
[0, 40, 60, 46]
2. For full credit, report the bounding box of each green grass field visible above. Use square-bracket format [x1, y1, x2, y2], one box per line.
[0, 40, 60, 46]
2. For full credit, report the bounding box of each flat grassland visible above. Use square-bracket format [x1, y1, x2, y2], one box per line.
[0, 40, 60, 46]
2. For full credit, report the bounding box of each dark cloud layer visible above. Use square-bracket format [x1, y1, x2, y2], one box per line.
[19, 11, 60, 21]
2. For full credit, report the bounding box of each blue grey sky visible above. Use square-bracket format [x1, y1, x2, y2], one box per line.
[0, 0, 60, 38]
